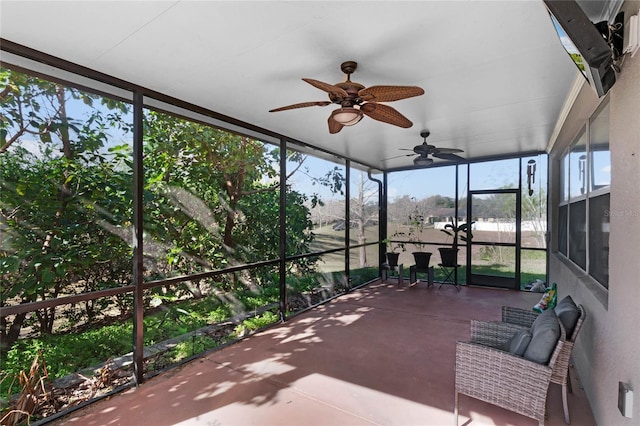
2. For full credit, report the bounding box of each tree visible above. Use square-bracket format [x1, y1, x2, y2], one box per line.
[1, 67, 133, 350]
[522, 187, 547, 248]
[305, 169, 376, 267]
[0, 66, 346, 354]
[141, 112, 320, 283]
[350, 171, 378, 267]
[388, 195, 416, 225]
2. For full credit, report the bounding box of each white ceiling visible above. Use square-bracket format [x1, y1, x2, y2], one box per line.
[1, 1, 603, 171]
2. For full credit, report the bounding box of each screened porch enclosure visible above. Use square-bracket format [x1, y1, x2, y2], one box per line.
[385, 157, 548, 290]
[5, 0, 637, 423]
[3, 51, 545, 423]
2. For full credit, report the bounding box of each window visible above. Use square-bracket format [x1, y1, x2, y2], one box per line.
[568, 199, 587, 269]
[557, 100, 610, 288]
[569, 130, 588, 198]
[590, 103, 611, 191]
[558, 205, 568, 255]
[589, 193, 610, 286]
[560, 154, 570, 202]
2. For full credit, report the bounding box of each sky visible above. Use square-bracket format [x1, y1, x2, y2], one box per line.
[285, 153, 550, 205]
[388, 155, 548, 201]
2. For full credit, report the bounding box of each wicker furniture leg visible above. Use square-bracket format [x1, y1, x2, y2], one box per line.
[562, 384, 570, 424]
[454, 391, 459, 426]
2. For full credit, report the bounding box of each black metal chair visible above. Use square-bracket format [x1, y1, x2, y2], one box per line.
[438, 262, 461, 290]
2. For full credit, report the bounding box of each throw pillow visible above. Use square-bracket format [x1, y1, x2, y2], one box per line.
[524, 308, 560, 364]
[501, 329, 532, 356]
[555, 295, 580, 338]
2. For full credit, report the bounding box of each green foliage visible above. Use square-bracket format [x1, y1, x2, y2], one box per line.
[1, 67, 134, 349]
[407, 203, 428, 250]
[1, 323, 132, 397]
[0, 262, 368, 408]
[1, 67, 319, 353]
[236, 186, 314, 268]
[174, 335, 219, 359]
[285, 273, 320, 293]
[0, 287, 275, 397]
[347, 267, 379, 287]
[235, 311, 279, 336]
[142, 294, 233, 345]
[141, 110, 316, 282]
[382, 236, 406, 253]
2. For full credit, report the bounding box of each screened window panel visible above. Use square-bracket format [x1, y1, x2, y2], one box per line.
[349, 168, 379, 270]
[521, 248, 547, 290]
[386, 167, 458, 250]
[568, 200, 586, 269]
[589, 193, 610, 288]
[469, 158, 519, 191]
[0, 67, 134, 302]
[286, 152, 346, 256]
[522, 155, 547, 249]
[560, 154, 570, 202]
[142, 108, 281, 280]
[590, 102, 611, 192]
[569, 130, 587, 199]
[349, 247, 379, 287]
[558, 204, 568, 256]
[285, 253, 347, 315]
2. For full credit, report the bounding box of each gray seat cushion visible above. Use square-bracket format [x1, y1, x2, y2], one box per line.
[524, 308, 560, 364]
[502, 329, 532, 356]
[555, 295, 580, 338]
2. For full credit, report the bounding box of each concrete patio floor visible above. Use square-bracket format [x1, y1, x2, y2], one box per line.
[53, 281, 596, 426]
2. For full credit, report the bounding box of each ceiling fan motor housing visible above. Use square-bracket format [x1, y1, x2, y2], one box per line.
[332, 81, 365, 106]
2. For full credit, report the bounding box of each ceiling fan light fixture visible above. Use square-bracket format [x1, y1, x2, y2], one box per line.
[331, 107, 363, 126]
[413, 156, 434, 166]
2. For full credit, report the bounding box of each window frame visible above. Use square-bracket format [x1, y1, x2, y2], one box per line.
[557, 98, 610, 288]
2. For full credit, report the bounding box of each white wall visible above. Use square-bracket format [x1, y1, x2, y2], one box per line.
[549, 2, 640, 424]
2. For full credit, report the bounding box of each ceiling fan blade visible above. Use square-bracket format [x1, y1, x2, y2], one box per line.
[359, 85, 425, 102]
[269, 101, 332, 112]
[361, 103, 413, 128]
[383, 153, 415, 161]
[433, 152, 466, 162]
[302, 78, 349, 99]
[398, 148, 415, 151]
[328, 116, 344, 134]
[433, 147, 464, 154]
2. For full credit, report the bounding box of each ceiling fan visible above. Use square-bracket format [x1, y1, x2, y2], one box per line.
[269, 61, 424, 134]
[391, 130, 465, 166]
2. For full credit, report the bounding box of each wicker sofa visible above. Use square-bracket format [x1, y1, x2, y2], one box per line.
[454, 310, 566, 426]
